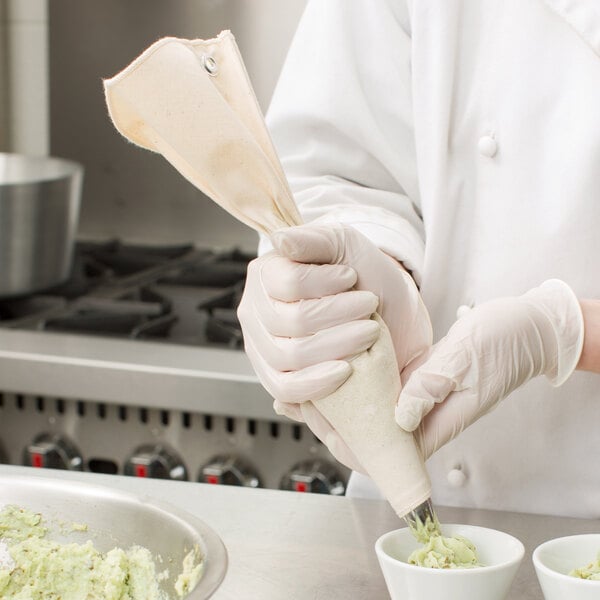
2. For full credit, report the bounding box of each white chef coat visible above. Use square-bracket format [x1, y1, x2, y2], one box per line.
[264, 0, 600, 518]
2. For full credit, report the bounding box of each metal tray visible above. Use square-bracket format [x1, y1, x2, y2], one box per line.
[0, 474, 227, 599]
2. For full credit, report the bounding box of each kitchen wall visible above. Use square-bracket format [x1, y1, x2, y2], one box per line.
[0, 0, 49, 155]
[48, 0, 306, 251]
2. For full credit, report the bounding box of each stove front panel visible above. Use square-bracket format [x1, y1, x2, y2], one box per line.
[0, 391, 350, 493]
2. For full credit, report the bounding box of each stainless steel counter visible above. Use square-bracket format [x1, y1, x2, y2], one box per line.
[1, 465, 598, 599]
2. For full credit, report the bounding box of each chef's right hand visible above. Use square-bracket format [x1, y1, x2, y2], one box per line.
[237, 222, 432, 426]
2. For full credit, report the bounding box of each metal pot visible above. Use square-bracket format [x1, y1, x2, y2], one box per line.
[0, 153, 83, 297]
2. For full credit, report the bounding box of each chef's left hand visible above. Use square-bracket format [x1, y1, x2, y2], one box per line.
[395, 280, 584, 459]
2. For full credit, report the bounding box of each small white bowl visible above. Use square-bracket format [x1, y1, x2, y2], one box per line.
[533, 534, 600, 600]
[375, 524, 524, 600]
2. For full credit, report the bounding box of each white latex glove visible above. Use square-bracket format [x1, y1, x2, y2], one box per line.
[396, 279, 584, 459]
[238, 222, 432, 470]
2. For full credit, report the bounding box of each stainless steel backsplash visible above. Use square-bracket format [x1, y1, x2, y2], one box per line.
[49, 0, 306, 251]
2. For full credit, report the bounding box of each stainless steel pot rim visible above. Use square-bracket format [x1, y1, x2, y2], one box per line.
[0, 153, 83, 186]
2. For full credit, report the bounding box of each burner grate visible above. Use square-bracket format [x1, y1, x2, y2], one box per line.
[78, 240, 196, 276]
[0, 240, 253, 348]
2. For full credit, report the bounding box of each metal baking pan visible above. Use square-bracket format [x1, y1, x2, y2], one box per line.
[0, 474, 227, 599]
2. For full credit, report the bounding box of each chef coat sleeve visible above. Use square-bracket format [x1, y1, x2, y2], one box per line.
[261, 0, 425, 284]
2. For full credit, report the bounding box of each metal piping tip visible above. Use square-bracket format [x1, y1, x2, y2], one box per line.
[403, 498, 441, 542]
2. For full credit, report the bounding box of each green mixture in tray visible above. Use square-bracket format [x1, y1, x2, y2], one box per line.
[570, 552, 600, 581]
[0, 505, 203, 600]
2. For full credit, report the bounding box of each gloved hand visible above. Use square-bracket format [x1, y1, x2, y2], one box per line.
[238, 222, 432, 469]
[395, 280, 584, 459]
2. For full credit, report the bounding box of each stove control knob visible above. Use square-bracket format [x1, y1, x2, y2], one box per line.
[280, 459, 346, 495]
[23, 433, 83, 471]
[124, 444, 188, 480]
[199, 454, 261, 487]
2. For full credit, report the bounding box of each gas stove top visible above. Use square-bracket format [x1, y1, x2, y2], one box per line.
[0, 240, 254, 350]
[0, 244, 349, 495]
[0, 240, 277, 421]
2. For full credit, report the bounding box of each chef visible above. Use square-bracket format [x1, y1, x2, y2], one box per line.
[237, 0, 600, 518]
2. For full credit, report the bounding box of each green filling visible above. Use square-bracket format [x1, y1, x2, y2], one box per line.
[174, 547, 204, 597]
[570, 552, 600, 581]
[407, 514, 482, 569]
[0, 505, 204, 599]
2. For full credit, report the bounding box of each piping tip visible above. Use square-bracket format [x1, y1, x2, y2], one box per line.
[403, 498, 441, 542]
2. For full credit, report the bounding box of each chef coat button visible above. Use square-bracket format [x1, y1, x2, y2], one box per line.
[447, 468, 467, 488]
[478, 135, 497, 158]
[456, 304, 473, 319]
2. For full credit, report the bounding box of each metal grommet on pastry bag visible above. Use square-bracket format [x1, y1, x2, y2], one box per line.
[202, 54, 218, 76]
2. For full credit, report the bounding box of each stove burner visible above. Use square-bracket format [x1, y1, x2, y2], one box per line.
[195, 281, 245, 349]
[40, 286, 177, 339]
[206, 308, 244, 349]
[44, 254, 113, 299]
[0, 240, 254, 349]
[79, 240, 195, 276]
[158, 248, 254, 288]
